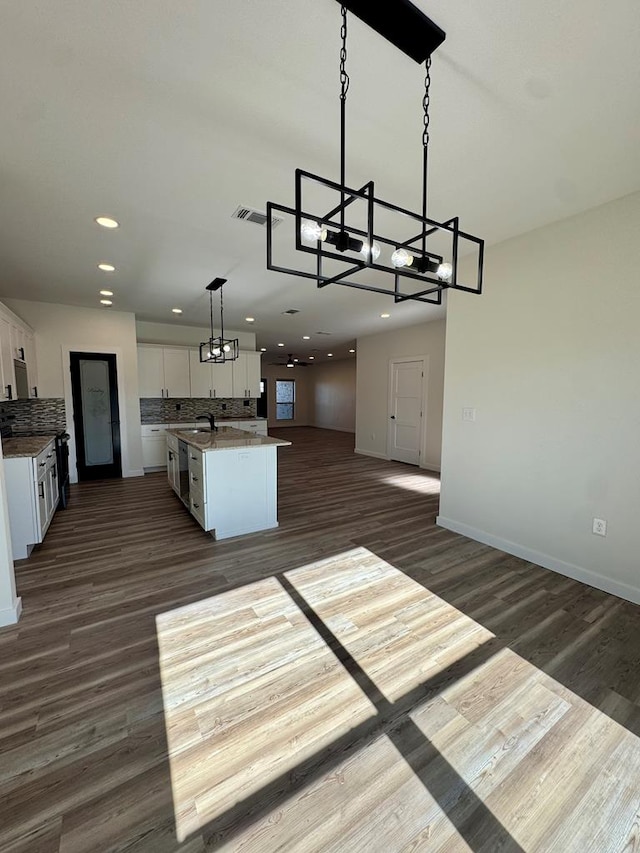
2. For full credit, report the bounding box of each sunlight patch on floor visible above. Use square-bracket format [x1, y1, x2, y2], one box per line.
[379, 471, 441, 495]
[286, 546, 495, 702]
[156, 575, 377, 843]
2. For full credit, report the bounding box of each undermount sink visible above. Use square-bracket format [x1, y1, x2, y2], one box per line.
[180, 428, 211, 434]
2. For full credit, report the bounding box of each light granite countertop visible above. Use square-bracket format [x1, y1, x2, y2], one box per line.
[167, 426, 291, 452]
[1, 435, 56, 458]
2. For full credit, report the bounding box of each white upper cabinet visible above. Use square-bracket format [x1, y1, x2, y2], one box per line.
[212, 361, 234, 398]
[189, 349, 212, 398]
[163, 349, 190, 398]
[232, 352, 261, 398]
[138, 345, 190, 398]
[0, 302, 38, 400]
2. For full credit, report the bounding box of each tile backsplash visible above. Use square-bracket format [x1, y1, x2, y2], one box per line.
[140, 397, 257, 425]
[0, 398, 66, 438]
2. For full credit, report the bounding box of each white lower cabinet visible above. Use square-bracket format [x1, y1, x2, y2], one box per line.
[168, 437, 279, 539]
[222, 419, 268, 436]
[4, 440, 58, 559]
[142, 423, 196, 470]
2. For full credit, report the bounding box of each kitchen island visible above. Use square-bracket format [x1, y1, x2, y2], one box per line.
[166, 427, 291, 540]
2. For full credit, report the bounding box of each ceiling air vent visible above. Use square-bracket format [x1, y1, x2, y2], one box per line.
[315, 331, 332, 335]
[232, 205, 282, 227]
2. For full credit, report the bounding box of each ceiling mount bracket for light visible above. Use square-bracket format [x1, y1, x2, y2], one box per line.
[199, 277, 239, 363]
[266, 0, 484, 305]
[336, 0, 446, 64]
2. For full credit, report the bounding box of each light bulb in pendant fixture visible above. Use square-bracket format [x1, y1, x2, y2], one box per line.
[437, 262, 452, 281]
[300, 220, 327, 242]
[391, 248, 414, 268]
[361, 240, 381, 261]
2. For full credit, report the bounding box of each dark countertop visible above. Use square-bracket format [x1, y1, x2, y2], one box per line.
[2, 435, 56, 458]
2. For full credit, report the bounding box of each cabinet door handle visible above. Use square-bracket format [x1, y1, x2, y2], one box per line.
[39, 462, 46, 467]
[6, 385, 12, 400]
[38, 483, 44, 498]
[32, 386, 38, 398]
[193, 502, 200, 509]
[151, 429, 160, 432]
[192, 475, 198, 482]
[47, 453, 52, 458]
[168, 451, 173, 460]
[190, 455, 197, 461]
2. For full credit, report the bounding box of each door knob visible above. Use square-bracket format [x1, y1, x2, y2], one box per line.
[390, 415, 396, 419]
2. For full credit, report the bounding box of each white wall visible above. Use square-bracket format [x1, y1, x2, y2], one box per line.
[4, 300, 144, 479]
[136, 320, 256, 350]
[262, 363, 312, 428]
[312, 359, 356, 432]
[355, 319, 446, 471]
[0, 442, 20, 626]
[438, 191, 640, 603]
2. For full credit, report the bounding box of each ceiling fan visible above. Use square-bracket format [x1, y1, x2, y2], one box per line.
[271, 353, 312, 368]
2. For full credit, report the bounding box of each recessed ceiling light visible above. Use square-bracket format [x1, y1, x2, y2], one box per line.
[278, 342, 285, 347]
[260, 347, 267, 352]
[349, 349, 355, 353]
[245, 317, 255, 323]
[328, 353, 333, 357]
[172, 308, 183, 314]
[302, 335, 310, 340]
[97, 263, 115, 272]
[99, 289, 113, 297]
[100, 299, 113, 306]
[380, 313, 390, 318]
[309, 355, 315, 360]
[95, 216, 119, 229]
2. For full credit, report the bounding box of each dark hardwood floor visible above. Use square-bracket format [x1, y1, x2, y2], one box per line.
[1, 427, 640, 852]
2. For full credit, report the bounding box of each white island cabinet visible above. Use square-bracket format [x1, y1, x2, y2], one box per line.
[2, 436, 58, 559]
[167, 427, 291, 540]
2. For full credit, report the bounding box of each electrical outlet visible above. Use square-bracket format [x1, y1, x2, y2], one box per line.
[592, 517, 607, 536]
[462, 407, 476, 422]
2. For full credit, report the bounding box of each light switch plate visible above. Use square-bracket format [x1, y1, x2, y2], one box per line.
[462, 407, 476, 422]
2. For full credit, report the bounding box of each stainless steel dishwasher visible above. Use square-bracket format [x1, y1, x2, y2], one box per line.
[178, 439, 190, 507]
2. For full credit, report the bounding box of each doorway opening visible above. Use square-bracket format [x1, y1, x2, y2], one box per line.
[70, 352, 122, 480]
[256, 378, 267, 419]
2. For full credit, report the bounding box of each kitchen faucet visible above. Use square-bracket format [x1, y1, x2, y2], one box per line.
[196, 413, 217, 431]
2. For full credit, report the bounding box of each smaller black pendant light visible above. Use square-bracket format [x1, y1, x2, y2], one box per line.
[199, 278, 239, 363]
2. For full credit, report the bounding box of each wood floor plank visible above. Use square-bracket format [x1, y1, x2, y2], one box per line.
[1, 427, 640, 852]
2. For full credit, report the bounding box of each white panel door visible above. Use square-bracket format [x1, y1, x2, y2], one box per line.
[388, 359, 424, 466]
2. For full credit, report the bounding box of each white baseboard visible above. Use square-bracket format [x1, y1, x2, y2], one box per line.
[355, 448, 389, 461]
[125, 469, 145, 478]
[436, 515, 640, 606]
[0, 597, 22, 627]
[313, 425, 356, 433]
[420, 462, 441, 473]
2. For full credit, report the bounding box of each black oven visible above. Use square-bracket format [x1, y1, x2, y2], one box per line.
[55, 431, 70, 509]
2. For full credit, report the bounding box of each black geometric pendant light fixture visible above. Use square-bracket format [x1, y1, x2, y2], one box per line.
[266, 0, 484, 304]
[199, 278, 239, 363]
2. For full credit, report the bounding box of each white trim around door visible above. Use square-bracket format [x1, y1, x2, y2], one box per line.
[386, 355, 429, 466]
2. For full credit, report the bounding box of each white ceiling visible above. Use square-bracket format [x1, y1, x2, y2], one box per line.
[0, 0, 639, 361]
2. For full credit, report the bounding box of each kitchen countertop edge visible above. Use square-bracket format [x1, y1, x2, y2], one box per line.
[1, 434, 57, 459]
[167, 427, 291, 452]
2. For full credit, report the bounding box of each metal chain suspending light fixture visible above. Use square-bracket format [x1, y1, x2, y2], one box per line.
[199, 278, 239, 363]
[266, 0, 484, 304]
